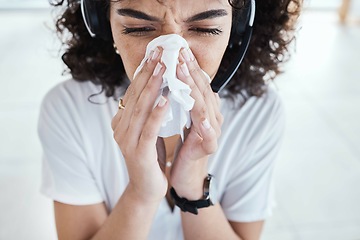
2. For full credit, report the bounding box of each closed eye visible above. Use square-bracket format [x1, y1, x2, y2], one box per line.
[121, 27, 156, 36]
[189, 27, 223, 36]
[122, 27, 223, 37]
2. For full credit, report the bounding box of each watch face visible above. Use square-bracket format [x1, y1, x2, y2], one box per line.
[207, 175, 218, 205]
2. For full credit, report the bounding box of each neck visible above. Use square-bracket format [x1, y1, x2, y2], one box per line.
[163, 135, 181, 162]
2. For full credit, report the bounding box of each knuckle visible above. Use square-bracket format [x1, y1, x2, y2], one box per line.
[217, 113, 224, 125]
[144, 79, 156, 92]
[201, 88, 207, 97]
[126, 85, 136, 98]
[203, 84, 212, 95]
[113, 131, 121, 145]
[189, 64, 200, 74]
[132, 106, 141, 117]
[151, 108, 163, 120]
[188, 81, 197, 91]
[141, 128, 157, 140]
[204, 142, 218, 154]
[199, 105, 207, 116]
[198, 81, 209, 96]
[215, 127, 222, 138]
[126, 84, 132, 93]
[141, 62, 152, 75]
[202, 89, 210, 101]
[119, 144, 132, 159]
[111, 113, 122, 131]
[111, 118, 117, 131]
[123, 144, 133, 156]
[215, 93, 221, 106]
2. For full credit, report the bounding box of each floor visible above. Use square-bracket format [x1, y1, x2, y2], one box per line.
[0, 8, 359, 240]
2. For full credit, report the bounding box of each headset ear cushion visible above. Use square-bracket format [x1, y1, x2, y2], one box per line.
[211, 0, 254, 92]
[82, 0, 112, 40]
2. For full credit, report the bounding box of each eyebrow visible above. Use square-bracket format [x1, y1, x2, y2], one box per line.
[185, 9, 228, 23]
[116, 8, 228, 22]
[117, 9, 161, 21]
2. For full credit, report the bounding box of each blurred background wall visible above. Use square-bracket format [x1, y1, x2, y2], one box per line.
[0, 0, 359, 239]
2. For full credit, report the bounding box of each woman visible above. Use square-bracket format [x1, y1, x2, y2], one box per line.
[39, 0, 302, 239]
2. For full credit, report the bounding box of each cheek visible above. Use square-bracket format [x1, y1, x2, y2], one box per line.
[191, 41, 228, 80]
[114, 35, 148, 81]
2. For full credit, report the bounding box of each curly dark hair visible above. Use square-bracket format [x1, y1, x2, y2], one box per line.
[50, 0, 302, 99]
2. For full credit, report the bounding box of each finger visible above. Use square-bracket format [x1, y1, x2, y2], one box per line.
[198, 118, 218, 154]
[214, 93, 224, 128]
[180, 48, 210, 94]
[123, 47, 162, 103]
[127, 62, 166, 145]
[111, 109, 123, 131]
[117, 48, 163, 137]
[176, 63, 208, 135]
[203, 91, 222, 137]
[138, 96, 169, 150]
[180, 48, 222, 136]
[177, 59, 223, 137]
[121, 47, 162, 115]
[181, 118, 217, 160]
[181, 48, 217, 114]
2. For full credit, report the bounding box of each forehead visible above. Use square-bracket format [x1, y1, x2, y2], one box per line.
[113, 0, 230, 11]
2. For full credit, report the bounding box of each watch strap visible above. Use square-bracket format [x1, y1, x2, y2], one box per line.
[170, 187, 211, 215]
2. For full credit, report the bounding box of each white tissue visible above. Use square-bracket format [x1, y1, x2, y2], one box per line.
[133, 34, 201, 139]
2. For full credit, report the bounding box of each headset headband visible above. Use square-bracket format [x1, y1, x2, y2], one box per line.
[81, 0, 96, 37]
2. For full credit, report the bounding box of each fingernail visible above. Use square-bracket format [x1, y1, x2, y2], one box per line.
[158, 96, 167, 107]
[152, 48, 160, 60]
[202, 118, 211, 129]
[147, 50, 154, 62]
[188, 48, 195, 61]
[180, 63, 190, 77]
[181, 48, 191, 62]
[153, 62, 163, 76]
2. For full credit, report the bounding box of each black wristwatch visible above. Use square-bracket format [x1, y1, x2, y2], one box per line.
[170, 174, 217, 215]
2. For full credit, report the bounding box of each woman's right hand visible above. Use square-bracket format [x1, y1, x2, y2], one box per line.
[111, 48, 169, 204]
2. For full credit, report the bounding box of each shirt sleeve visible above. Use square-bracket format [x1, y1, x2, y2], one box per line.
[38, 82, 104, 205]
[221, 89, 285, 222]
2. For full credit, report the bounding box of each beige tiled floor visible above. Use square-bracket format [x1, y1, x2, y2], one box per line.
[261, 11, 360, 240]
[0, 9, 359, 240]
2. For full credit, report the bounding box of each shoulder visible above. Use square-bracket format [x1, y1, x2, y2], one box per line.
[217, 86, 285, 161]
[41, 79, 104, 107]
[38, 79, 116, 143]
[221, 86, 285, 129]
[39, 79, 120, 121]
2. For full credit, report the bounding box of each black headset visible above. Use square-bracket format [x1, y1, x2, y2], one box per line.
[80, 0, 255, 93]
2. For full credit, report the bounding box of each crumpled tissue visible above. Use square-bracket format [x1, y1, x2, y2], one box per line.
[133, 34, 210, 139]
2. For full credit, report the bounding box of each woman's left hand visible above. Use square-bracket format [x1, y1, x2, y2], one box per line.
[170, 48, 223, 200]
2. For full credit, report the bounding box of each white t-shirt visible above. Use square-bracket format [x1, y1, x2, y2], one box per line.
[38, 79, 284, 240]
